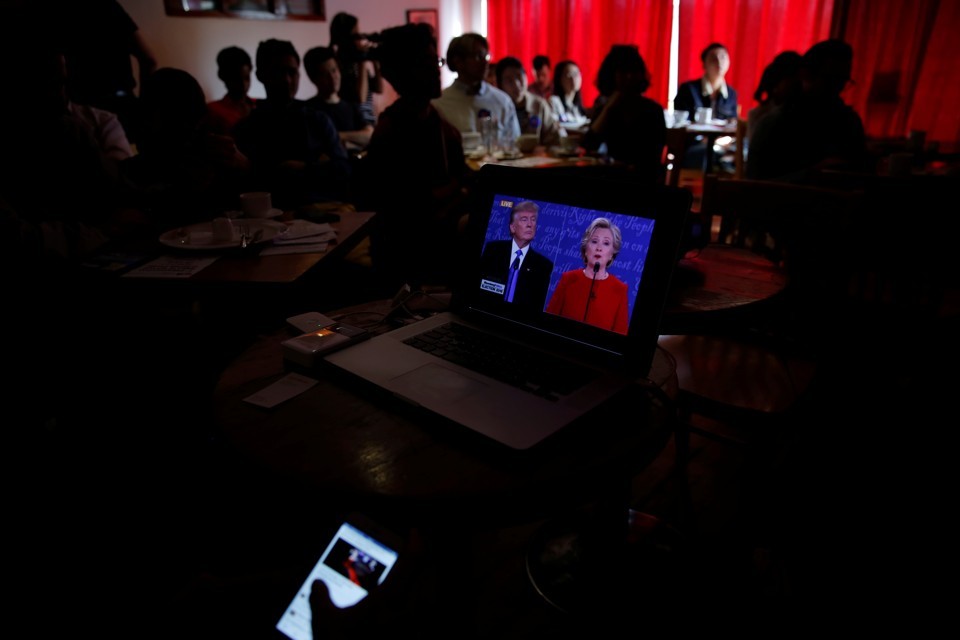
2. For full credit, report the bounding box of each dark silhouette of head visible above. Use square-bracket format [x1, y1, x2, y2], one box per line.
[752, 50, 802, 104]
[801, 39, 854, 97]
[375, 22, 442, 103]
[255, 39, 300, 102]
[595, 44, 651, 96]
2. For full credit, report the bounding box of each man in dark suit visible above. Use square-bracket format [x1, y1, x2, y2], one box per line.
[479, 200, 553, 311]
[674, 42, 739, 171]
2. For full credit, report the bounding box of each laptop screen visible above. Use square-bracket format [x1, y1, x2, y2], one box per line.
[455, 165, 690, 373]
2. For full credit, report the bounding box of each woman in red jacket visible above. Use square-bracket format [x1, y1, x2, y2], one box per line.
[546, 217, 630, 334]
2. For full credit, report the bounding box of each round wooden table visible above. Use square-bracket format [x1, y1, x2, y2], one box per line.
[212, 297, 679, 530]
[661, 243, 789, 333]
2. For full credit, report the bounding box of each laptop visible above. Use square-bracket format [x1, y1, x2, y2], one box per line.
[324, 164, 691, 450]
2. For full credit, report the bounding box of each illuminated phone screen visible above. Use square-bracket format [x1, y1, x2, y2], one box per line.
[275, 522, 399, 640]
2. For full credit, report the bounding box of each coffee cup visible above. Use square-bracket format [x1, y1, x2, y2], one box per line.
[516, 133, 539, 154]
[694, 107, 713, 124]
[240, 191, 273, 218]
[672, 110, 690, 126]
[211, 216, 235, 242]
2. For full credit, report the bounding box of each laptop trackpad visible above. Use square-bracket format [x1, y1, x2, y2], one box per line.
[390, 363, 488, 405]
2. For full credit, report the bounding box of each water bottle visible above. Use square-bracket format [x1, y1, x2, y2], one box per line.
[477, 109, 495, 156]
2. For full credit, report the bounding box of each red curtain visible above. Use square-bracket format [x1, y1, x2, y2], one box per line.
[840, 0, 960, 144]
[487, 0, 959, 143]
[486, 0, 674, 108]
[677, 0, 834, 114]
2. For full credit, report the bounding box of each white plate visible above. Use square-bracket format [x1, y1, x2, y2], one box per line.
[159, 219, 287, 250]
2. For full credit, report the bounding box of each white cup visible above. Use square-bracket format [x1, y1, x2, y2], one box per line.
[211, 216, 235, 242]
[462, 131, 481, 151]
[673, 110, 690, 126]
[694, 107, 713, 124]
[240, 191, 273, 218]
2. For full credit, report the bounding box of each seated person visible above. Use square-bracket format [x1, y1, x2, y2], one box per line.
[304, 46, 374, 152]
[67, 99, 133, 176]
[431, 33, 520, 142]
[747, 50, 802, 141]
[121, 67, 251, 228]
[674, 42, 739, 120]
[582, 44, 666, 183]
[548, 60, 590, 126]
[494, 56, 563, 148]
[358, 22, 470, 291]
[0, 40, 136, 258]
[205, 45, 256, 136]
[234, 38, 351, 210]
[529, 54, 553, 100]
[674, 42, 739, 170]
[746, 39, 867, 182]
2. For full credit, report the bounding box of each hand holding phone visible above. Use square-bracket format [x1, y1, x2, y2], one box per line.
[275, 514, 404, 640]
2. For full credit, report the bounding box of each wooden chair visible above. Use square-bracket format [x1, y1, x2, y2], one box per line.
[664, 126, 689, 188]
[734, 117, 747, 179]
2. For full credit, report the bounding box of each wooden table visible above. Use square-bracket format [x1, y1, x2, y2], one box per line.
[661, 243, 788, 334]
[210, 242, 786, 526]
[212, 297, 678, 530]
[113, 210, 375, 286]
[466, 148, 609, 172]
[209, 245, 786, 615]
[666, 121, 738, 178]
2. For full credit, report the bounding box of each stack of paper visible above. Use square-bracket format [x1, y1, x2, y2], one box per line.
[261, 220, 337, 255]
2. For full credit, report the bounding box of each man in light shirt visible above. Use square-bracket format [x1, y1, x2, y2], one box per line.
[431, 33, 520, 143]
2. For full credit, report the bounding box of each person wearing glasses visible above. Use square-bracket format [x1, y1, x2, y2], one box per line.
[358, 22, 470, 292]
[431, 33, 520, 143]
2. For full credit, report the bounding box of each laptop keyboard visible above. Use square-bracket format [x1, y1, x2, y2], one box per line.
[402, 322, 600, 400]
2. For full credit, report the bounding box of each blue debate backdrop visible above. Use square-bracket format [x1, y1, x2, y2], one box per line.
[483, 194, 657, 324]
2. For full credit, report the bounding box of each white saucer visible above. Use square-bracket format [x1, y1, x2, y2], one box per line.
[158, 218, 286, 250]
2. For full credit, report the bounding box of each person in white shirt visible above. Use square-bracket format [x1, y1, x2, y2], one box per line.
[548, 60, 590, 126]
[494, 56, 564, 147]
[431, 33, 520, 143]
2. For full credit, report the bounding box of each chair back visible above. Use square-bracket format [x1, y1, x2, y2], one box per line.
[699, 174, 865, 342]
[733, 117, 747, 179]
[664, 127, 688, 188]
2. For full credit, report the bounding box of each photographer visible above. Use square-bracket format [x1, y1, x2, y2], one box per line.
[329, 12, 382, 126]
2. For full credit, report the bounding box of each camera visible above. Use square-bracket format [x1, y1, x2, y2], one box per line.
[354, 32, 381, 48]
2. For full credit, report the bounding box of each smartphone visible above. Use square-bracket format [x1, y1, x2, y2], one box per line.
[275, 514, 402, 640]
